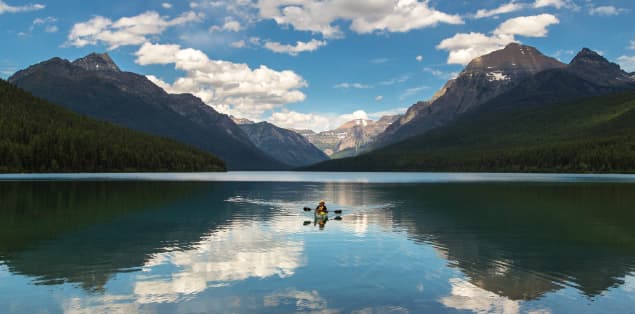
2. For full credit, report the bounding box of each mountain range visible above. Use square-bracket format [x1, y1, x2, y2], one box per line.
[233, 119, 329, 167]
[8, 53, 285, 170]
[308, 45, 635, 172]
[296, 115, 400, 158]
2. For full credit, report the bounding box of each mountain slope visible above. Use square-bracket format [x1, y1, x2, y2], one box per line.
[8, 53, 285, 170]
[238, 122, 328, 167]
[375, 43, 566, 147]
[306, 89, 635, 172]
[0, 79, 225, 173]
[300, 115, 400, 157]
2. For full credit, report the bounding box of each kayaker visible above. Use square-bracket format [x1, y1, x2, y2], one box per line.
[315, 200, 328, 214]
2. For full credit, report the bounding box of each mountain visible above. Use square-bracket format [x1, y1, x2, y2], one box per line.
[376, 43, 566, 146]
[307, 47, 635, 172]
[301, 115, 400, 157]
[238, 122, 329, 167]
[8, 53, 286, 170]
[307, 90, 635, 172]
[0, 79, 225, 173]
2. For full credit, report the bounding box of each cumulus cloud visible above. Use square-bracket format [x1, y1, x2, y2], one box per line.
[437, 14, 559, 65]
[0, 0, 44, 14]
[416, 55, 423, 62]
[162, 2, 172, 9]
[264, 39, 327, 56]
[136, 42, 307, 120]
[257, 0, 463, 38]
[617, 55, 635, 72]
[375, 95, 384, 101]
[209, 16, 243, 32]
[474, 1, 525, 19]
[334, 82, 371, 89]
[494, 14, 559, 37]
[67, 11, 204, 50]
[534, 0, 577, 9]
[589, 5, 629, 16]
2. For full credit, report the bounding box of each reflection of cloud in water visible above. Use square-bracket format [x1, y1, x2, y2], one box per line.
[264, 289, 337, 313]
[440, 278, 520, 314]
[352, 305, 410, 313]
[134, 221, 304, 303]
[64, 295, 139, 314]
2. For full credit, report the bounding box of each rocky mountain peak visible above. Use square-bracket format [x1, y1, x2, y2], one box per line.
[567, 48, 632, 85]
[465, 43, 565, 74]
[72, 53, 121, 72]
[231, 116, 255, 125]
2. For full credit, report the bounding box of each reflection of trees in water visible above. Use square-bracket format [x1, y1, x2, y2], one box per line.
[382, 183, 635, 301]
[0, 182, 239, 291]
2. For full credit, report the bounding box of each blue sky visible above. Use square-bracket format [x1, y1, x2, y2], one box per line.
[1, 0, 634, 131]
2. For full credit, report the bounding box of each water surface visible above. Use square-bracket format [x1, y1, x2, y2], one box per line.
[1, 173, 634, 313]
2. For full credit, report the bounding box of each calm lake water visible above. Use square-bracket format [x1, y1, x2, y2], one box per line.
[1, 172, 634, 313]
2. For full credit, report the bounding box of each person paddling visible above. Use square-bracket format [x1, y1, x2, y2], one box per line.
[315, 200, 328, 214]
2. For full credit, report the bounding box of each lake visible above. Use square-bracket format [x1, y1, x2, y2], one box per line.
[1, 172, 634, 313]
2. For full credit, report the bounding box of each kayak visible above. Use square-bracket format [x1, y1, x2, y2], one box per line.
[314, 211, 328, 221]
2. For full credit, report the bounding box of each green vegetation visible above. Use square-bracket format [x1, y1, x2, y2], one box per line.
[0, 80, 226, 172]
[308, 91, 635, 172]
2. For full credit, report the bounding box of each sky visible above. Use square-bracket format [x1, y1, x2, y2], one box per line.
[1, 0, 634, 132]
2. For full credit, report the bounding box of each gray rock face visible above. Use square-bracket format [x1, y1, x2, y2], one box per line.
[239, 122, 329, 167]
[566, 48, 634, 86]
[9, 53, 286, 170]
[301, 115, 400, 157]
[72, 53, 121, 72]
[376, 43, 568, 147]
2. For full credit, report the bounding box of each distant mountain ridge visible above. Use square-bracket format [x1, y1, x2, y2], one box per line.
[300, 115, 400, 157]
[9, 53, 286, 170]
[238, 122, 329, 167]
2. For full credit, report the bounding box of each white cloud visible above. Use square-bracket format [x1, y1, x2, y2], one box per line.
[424, 67, 458, 79]
[400, 85, 428, 100]
[230, 39, 246, 48]
[617, 55, 635, 72]
[494, 14, 559, 37]
[630, 40, 635, 50]
[263, 39, 327, 56]
[474, 1, 525, 19]
[257, 0, 463, 39]
[0, 1, 44, 14]
[209, 16, 243, 32]
[334, 82, 371, 89]
[44, 25, 58, 33]
[534, 0, 577, 10]
[162, 2, 172, 9]
[416, 55, 423, 62]
[438, 14, 559, 65]
[67, 11, 204, 50]
[136, 42, 307, 120]
[30, 16, 58, 33]
[589, 5, 629, 16]
[375, 95, 384, 101]
[379, 74, 411, 86]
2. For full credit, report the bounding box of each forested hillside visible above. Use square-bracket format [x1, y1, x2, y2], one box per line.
[0, 80, 226, 173]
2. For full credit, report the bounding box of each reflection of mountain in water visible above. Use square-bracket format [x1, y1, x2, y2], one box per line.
[382, 183, 635, 300]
